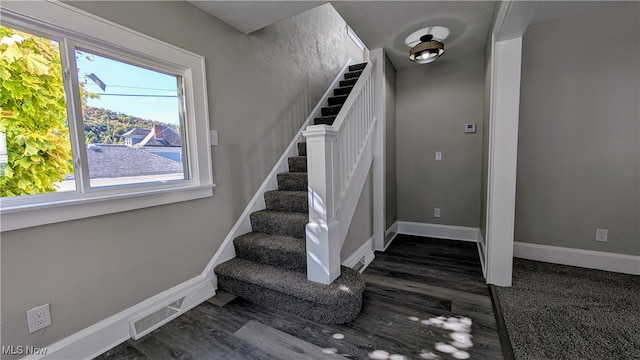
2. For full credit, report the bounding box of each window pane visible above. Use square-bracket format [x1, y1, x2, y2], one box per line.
[75, 49, 186, 188]
[0, 25, 75, 197]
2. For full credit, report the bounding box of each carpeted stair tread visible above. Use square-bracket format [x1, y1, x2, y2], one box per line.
[349, 63, 367, 72]
[321, 105, 342, 116]
[297, 142, 306, 156]
[234, 232, 306, 271]
[344, 70, 363, 79]
[250, 210, 307, 238]
[215, 258, 365, 323]
[264, 190, 308, 212]
[334, 86, 354, 96]
[328, 94, 349, 106]
[314, 116, 337, 126]
[287, 156, 307, 172]
[339, 78, 358, 87]
[277, 172, 307, 191]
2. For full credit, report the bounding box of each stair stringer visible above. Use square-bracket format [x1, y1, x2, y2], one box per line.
[203, 59, 355, 287]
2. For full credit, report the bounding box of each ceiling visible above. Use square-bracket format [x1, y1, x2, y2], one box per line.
[187, 1, 631, 70]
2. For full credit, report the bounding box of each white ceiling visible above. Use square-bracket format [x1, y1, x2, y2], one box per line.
[188, 1, 324, 34]
[331, 1, 496, 69]
[187, 1, 632, 69]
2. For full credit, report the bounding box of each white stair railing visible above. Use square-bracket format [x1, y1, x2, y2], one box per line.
[303, 60, 377, 284]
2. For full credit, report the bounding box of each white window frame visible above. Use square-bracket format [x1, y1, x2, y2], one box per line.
[0, 1, 214, 231]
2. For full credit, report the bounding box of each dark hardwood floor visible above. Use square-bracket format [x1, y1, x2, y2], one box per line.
[96, 235, 503, 360]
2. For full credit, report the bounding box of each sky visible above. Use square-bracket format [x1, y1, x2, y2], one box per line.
[76, 50, 181, 125]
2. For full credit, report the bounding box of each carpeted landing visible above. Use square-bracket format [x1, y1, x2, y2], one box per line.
[494, 258, 640, 360]
[214, 63, 368, 325]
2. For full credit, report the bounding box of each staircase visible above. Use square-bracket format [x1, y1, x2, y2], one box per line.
[214, 63, 368, 324]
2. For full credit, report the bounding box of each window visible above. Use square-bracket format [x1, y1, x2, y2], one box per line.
[0, 1, 213, 231]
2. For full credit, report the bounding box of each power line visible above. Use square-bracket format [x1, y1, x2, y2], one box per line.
[96, 94, 177, 97]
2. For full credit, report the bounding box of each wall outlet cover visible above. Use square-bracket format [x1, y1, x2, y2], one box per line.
[27, 303, 52, 333]
[595, 228, 608, 242]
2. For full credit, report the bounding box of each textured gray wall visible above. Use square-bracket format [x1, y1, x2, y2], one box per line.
[515, 3, 640, 255]
[396, 53, 485, 227]
[1, 1, 363, 352]
[384, 55, 397, 229]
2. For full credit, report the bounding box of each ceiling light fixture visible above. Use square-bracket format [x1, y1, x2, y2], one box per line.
[409, 34, 445, 64]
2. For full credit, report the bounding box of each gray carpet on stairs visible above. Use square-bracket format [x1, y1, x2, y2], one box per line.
[233, 232, 306, 271]
[216, 258, 365, 324]
[214, 63, 367, 325]
[494, 258, 640, 360]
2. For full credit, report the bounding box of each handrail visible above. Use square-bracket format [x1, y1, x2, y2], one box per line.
[302, 59, 377, 284]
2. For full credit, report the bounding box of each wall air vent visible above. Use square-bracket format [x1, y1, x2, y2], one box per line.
[129, 281, 214, 339]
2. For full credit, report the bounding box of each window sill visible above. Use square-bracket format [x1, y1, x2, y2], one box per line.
[0, 184, 215, 232]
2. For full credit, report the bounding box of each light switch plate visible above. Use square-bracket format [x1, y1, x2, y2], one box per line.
[209, 130, 218, 146]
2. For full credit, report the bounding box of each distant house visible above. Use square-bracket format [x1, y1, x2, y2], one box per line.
[122, 124, 183, 162]
[86, 144, 183, 179]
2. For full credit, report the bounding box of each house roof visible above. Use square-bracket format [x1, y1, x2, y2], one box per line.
[122, 128, 150, 137]
[85, 144, 183, 179]
[136, 127, 182, 147]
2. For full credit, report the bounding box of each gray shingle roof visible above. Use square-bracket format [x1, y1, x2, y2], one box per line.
[137, 127, 182, 147]
[86, 144, 183, 178]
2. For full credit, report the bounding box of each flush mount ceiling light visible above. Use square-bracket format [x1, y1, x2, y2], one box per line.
[409, 34, 445, 64]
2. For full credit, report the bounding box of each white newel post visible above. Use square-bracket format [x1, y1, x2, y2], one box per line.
[302, 126, 341, 284]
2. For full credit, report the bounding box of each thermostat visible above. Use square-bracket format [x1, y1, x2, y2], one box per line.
[465, 123, 476, 133]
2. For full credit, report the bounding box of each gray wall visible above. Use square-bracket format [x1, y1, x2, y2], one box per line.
[384, 54, 397, 230]
[341, 169, 373, 260]
[396, 52, 485, 227]
[1, 1, 363, 352]
[515, 3, 640, 256]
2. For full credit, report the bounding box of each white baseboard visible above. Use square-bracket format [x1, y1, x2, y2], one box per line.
[477, 231, 486, 278]
[22, 277, 215, 360]
[397, 221, 480, 242]
[514, 242, 640, 275]
[383, 222, 399, 251]
[342, 236, 375, 272]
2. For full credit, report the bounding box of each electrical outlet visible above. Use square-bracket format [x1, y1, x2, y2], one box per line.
[27, 303, 52, 333]
[434, 208, 441, 218]
[435, 152, 442, 161]
[595, 228, 608, 242]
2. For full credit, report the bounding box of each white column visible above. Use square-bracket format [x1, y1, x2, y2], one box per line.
[302, 126, 341, 284]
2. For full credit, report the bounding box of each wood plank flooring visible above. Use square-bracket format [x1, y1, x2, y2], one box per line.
[95, 235, 503, 360]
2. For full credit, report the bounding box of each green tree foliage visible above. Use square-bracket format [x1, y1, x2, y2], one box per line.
[0, 26, 72, 197]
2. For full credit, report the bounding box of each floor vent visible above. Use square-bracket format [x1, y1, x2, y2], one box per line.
[129, 281, 214, 340]
[353, 256, 366, 272]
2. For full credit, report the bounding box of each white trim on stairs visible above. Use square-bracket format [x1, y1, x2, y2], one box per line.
[202, 59, 356, 286]
[342, 236, 375, 273]
[514, 242, 640, 276]
[384, 222, 399, 251]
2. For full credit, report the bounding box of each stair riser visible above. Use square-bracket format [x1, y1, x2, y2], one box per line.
[349, 63, 367, 72]
[314, 117, 335, 126]
[217, 275, 363, 324]
[321, 106, 341, 117]
[334, 86, 353, 96]
[264, 191, 308, 213]
[328, 96, 348, 106]
[234, 244, 306, 272]
[339, 78, 357, 87]
[344, 71, 362, 79]
[277, 173, 307, 191]
[297, 142, 306, 156]
[287, 157, 307, 172]
[250, 212, 307, 239]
